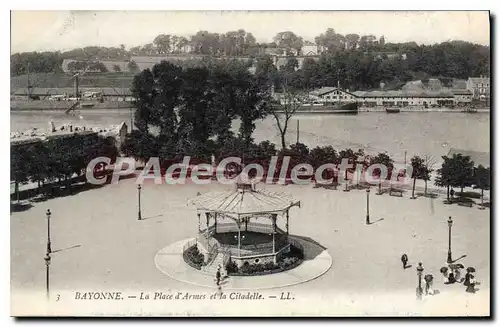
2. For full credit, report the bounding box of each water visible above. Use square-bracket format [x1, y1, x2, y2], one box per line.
[11, 110, 490, 163]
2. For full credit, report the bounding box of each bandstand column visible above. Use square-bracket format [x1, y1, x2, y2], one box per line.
[272, 214, 277, 254]
[237, 220, 241, 257]
[286, 210, 289, 237]
[205, 212, 210, 233]
[197, 213, 201, 233]
[214, 213, 217, 234]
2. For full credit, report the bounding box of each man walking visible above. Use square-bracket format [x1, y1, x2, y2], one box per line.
[215, 266, 221, 286]
[401, 253, 409, 269]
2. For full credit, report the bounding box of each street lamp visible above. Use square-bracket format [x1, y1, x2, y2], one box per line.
[416, 262, 424, 300]
[44, 252, 51, 300]
[137, 184, 142, 220]
[366, 188, 370, 225]
[46, 209, 52, 254]
[447, 216, 453, 263]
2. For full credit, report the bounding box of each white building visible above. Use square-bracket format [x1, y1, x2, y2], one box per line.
[301, 41, 318, 56]
[308, 87, 357, 103]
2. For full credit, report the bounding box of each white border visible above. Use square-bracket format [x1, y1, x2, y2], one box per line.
[2, 1, 497, 326]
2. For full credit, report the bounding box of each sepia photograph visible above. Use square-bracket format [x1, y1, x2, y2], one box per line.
[9, 10, 491, 317]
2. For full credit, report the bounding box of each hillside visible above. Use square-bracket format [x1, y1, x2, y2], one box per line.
[11, 72, 136, 90]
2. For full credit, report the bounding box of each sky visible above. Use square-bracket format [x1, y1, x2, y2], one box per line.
[10, 11, 490, 53]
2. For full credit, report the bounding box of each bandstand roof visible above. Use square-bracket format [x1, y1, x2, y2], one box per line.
[192, 185, 300, 215]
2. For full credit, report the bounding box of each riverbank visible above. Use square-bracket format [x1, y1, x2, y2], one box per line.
[10, 100, 133, 111]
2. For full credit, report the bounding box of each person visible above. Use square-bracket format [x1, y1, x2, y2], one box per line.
[401, 254, 408, 269]
[440, 267, 449, 283]
[450, 189, 455, 199]
[454, 267, 463, 283]
[424, 274, 434, 295]
[215, 266, 221, 286]
[447, 270, 456, 284]
[466, 274, 476, 293]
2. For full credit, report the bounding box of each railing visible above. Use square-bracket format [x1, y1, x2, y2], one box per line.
[205, 243, 219, 267]
[215, 222, 275, 234]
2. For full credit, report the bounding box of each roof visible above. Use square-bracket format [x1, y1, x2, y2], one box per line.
[446, 148, 490, 168]
[191, 185, 300, 216]
[468, 77, 489, 84]
[310, 87, 356, 97]
[450, 89, 473, 95]
[353, 89, 454, 98]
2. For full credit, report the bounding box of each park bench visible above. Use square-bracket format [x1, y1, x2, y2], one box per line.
[389, 188, 404, 197]
[457, 202, 473, 208]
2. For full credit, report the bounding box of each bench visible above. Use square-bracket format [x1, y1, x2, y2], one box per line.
[389, 188, 404, 197]
[458, 202, 473, 208]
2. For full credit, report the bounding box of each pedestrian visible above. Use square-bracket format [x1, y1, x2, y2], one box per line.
[401, 253, 408, 269]
[450, 189, 455, 199]
[440, 267, 449, 283]
[424, 274, 434, 295]
[466, 274, 476, 293]
[215, 266, 221, 286]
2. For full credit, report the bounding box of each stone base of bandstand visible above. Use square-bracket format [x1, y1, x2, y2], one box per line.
[154, 235, 332, 290]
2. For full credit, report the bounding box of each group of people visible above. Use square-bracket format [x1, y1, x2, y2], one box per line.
[440, 265, 477, 293]
[401, 254, 478, 296]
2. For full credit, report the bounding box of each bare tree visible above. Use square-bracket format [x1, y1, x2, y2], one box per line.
[423, 154, 437, 196]
[269, 86, 305, 150]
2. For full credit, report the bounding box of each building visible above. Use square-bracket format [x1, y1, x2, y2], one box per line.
[308, 87, 357, 103]
[466, 76, 490, 101]
[301, 41, 318, 56]
[352, 90, 456, 107]
[450, 89, 473, 105]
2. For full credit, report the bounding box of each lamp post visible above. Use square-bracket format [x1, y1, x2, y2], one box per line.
[416, 262, 424, 300]
[46, 209, 52, 254]
[447, 216, 453, 263]
[137, 184, 142, 220]
[366, 188, 370, 225]
[44, 252, 51, 300]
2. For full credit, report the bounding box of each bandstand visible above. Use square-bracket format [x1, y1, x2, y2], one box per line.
[191, 183, 301, 270]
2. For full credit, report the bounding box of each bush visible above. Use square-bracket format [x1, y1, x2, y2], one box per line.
[225, 259, 238, 274]
[183, 244, 204, 270]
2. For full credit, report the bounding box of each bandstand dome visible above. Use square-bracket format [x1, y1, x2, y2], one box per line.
[191, 183, 300, 216]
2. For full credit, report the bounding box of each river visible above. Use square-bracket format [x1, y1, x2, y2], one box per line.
[10, 110, 490, 163]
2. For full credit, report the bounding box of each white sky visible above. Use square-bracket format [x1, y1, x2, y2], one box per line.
[11, 11, 490, 53]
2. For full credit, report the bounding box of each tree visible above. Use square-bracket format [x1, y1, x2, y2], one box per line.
[273, 31, 303, 53]
[269, 88, 304, 150]
[345, 34, 360, 50]
[410, 155, 426, 199]
[473, 165, 490, 208]
[435, 154, 474, 202]
[422, 154, 436, 196]
[113, 64, 121, 72]
[369, 152, 394, 192]
[127, 60, 139, 73]
[153, 34, 171, 54]
[315, 28, 346, 54]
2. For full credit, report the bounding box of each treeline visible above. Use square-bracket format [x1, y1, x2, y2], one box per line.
[11, 28, 489, 81]
[11, 134, 118, 198]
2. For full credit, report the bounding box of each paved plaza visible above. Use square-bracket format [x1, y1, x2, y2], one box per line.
[11, 177, 490, 316]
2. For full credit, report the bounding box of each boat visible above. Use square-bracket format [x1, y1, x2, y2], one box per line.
[386, 108, 401, 113]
